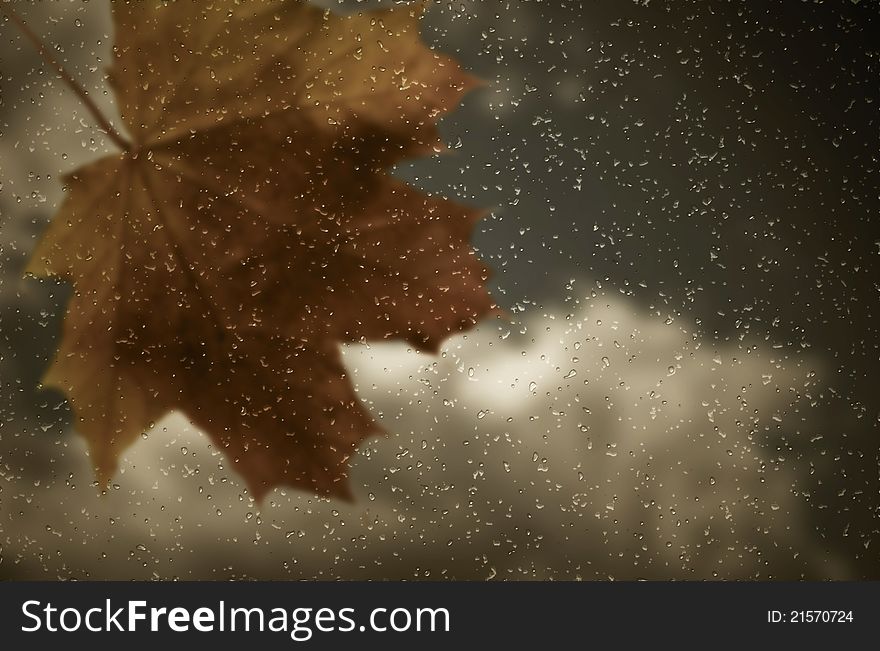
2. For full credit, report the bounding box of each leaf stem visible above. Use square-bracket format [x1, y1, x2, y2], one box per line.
[4, 5, 130, 152]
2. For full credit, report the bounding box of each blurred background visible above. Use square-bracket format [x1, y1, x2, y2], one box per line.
[0, 0, 877, 579]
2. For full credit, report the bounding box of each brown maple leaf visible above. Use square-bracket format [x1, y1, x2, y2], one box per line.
[11, 0, 493, 500]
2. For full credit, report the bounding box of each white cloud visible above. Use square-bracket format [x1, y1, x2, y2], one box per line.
[1, 293, 847, 579]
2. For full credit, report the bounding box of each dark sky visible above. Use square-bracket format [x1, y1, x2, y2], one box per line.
[424, 0, 880, 575]
[1, 0, 878, 578]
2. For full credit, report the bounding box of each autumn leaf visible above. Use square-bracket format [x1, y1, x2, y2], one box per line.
[12, 0, 493, 500]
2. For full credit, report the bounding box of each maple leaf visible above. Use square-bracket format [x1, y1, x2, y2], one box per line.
[14, 0, 493, 500]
